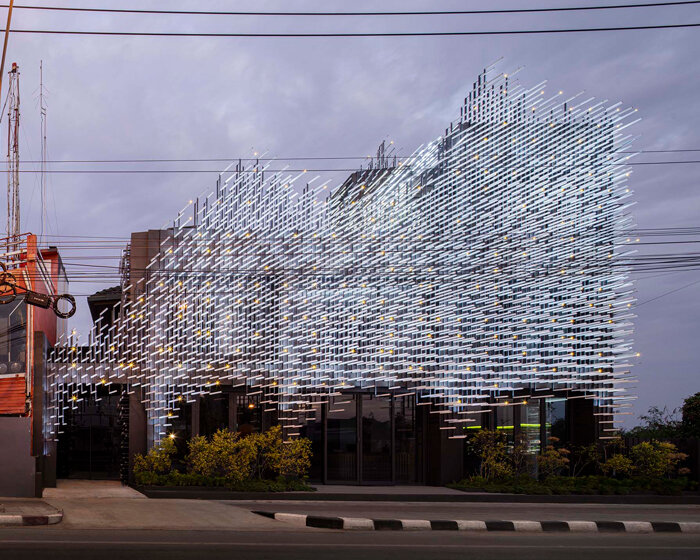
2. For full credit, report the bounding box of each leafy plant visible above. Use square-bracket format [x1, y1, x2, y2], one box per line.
[510, 432, 532, 477]
[186, 429, 255, 482]
[601, 454, 633, 477]
[134, 427, 313, 486]
[248, 425, 284, 479]
[569, 443, 599, 477]
[625, 406, 682, 440]
[629, 441, 687, 478]
[538, 437, 570, 478]
[133, 436, 177, 478]
[469, 430, 513, 480]
[682, 392, 700, 438]
[272, 436, 313, 479]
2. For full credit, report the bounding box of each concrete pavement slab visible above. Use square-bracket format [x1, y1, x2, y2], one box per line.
[43, 480, 146, 499]
[42, 497, 312, 531]
[0, 499, 62, 526]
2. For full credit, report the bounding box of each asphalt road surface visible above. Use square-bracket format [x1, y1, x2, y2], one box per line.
[2, 528, 700, 560]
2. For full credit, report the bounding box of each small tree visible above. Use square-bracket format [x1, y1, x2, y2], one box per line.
[630, 441, 687, 478]
[682, 392, 700, 438]
[626, 406, 682, 440]
[569, 443, 599, 477]
[469, 430, 513, 480]
[601, 454, 633, 477]
[538, 437, 570, 479]
[510, 432, 532, 476]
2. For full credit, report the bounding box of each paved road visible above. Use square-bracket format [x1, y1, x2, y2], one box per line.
[1, 528, 700, 560]
[227, 500, 700, 522]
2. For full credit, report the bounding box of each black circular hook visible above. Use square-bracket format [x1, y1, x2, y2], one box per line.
[52, 294, 76, 318]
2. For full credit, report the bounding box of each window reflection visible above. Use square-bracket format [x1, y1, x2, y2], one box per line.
[0, 297, 26, 376]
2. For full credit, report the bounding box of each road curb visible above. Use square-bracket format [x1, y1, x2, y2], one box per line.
[252, 511, 700, 533]
[136, 486, 700, 504]
[0, 512, 63, 526]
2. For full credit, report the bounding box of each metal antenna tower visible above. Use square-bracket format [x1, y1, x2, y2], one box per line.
[6, 61, 19, 239]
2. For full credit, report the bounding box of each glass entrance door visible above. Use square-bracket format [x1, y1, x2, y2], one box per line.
[323, 392, 418, 484]
[326, 396, 357, 481]
[361, 394, 392, 482]
[57, 384, 123, 480]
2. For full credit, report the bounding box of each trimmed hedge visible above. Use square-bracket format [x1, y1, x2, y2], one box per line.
[133, 426, 313, 490]
[134, 471, 313, 492]
[448, 475, 696, 496]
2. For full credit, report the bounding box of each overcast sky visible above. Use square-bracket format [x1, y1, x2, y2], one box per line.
[7, 1, 700, 426]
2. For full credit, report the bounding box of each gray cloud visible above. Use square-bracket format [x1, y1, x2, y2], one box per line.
[8, 0, 700, 425]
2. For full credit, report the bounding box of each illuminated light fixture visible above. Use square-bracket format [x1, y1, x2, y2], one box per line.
[46, 66, 635, 446]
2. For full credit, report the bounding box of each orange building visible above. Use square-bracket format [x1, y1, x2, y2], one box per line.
[0, 234, 68, 497]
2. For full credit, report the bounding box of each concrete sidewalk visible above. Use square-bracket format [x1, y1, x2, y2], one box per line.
[36, 479, 310, 531]
[42, 497, 305, 531]
[43, 479, 146, 499]
[0, 499, 62, 526]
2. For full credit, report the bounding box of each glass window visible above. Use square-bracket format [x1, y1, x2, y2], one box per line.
[200, 394, 229, 437]
[0, 297, 26, 376]
[327, 396, 357, 482]
[394, 395, 416, 483]
[299, 404, 324, 481]
[545, 398, 567, 446]
[362, 394, 392, 482]
[520, 402, 541, 454]
[235, 394, 260, 435]
[496, 404, 514, 444]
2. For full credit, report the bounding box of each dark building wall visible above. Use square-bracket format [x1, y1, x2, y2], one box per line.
[568, 398, 596, 446]
[422, 406, 464, 486]
[33, 332, 48, 493]
[129, 230, 171, 302]
[0, 417, 37, 497]
[128, 390, 147, 483]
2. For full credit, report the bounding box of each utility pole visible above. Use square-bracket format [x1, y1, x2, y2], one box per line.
[40, 61, 47, 240]
[0, 0, 14, 98]
[6, 61, 19, 238]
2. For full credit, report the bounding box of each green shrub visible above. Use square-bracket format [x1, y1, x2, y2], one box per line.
[271, 436, 313, 479]
[538, 437, 570, 478]
[133, 427, 313, 486]
[630, 441, 686, 478]
[601, 454, 633, 477]
[248, 426, 284, 479]
[448, 474, 691, 496]
[186, 430, 255, 482]
[134, 471, 314, 491]
[469, 430, 513, 480]
[133, 436, 177, 479]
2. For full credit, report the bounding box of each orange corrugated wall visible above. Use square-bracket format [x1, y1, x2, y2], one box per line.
[0, 376, 26, 414]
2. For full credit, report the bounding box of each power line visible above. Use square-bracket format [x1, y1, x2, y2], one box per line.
[9, 150, 700, 164]
[636, 278, 700, 306]
[5, 160, 700, 174]
[2, 1, 698, 17]
[9, 23, 700, 38]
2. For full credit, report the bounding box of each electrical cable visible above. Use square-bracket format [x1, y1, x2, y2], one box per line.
[8, 22, 700, 38]
[9, 150, 700, 163]
[2, 2, 698, 17]
[5, 160, 700, 174]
